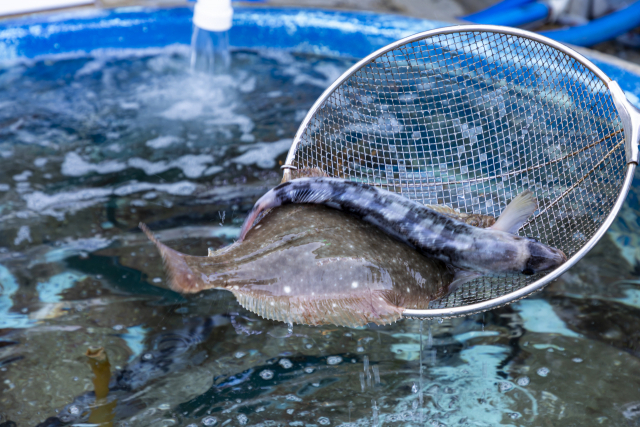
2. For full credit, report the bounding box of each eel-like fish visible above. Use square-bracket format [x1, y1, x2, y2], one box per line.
[240, 175, 567, 290]
[141, 204, 457, 327]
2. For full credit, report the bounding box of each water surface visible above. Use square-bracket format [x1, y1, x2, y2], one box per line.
[1, 47, 640, 427]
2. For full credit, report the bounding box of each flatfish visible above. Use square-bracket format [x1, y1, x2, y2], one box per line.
[141, 204, 459, 327]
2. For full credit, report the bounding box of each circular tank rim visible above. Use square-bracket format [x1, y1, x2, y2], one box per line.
[0, 5, 639, 97]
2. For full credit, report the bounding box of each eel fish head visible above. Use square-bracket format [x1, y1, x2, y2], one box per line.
[140, 204, 455, 328]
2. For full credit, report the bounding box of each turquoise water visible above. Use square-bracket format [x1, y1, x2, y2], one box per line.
[1, 47, 640, 426]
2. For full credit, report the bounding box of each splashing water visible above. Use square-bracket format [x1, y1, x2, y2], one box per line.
[190, 27, 230, 74]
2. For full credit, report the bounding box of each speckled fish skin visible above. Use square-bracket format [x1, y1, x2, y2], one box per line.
[141, 204, 454, 327]
[239, 177, 566, 277]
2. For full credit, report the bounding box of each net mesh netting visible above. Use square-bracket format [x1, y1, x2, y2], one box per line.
[289, 30, 627, 312]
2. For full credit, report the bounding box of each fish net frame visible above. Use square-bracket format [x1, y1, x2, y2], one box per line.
[283, 25, 637, 319]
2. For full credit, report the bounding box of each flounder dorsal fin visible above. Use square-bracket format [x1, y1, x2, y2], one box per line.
[490, 189, 537, 234]
[281, 167, 329, 183]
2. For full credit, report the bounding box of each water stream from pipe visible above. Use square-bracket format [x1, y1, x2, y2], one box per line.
[190, 25, 230, 74]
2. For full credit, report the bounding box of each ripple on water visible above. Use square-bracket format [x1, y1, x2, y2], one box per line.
[4, 42, 640, 427]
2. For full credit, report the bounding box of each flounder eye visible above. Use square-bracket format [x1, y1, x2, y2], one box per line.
[468, 218, 479, 227]
[521, 268, 535, 275]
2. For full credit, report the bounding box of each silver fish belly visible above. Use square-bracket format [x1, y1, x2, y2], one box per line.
[240, 177, 566, 278]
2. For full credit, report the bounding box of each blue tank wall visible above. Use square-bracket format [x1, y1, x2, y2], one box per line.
[1, 6, 640, 104]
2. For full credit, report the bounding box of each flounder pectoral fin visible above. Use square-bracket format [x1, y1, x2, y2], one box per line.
[139, 222, 211, 294]
[448, 270, 481, 294]
[490, 189, 537, 234]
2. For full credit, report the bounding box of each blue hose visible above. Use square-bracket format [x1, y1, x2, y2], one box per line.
[463, 2, 549, 27]
[540, 0, 640, 46]
[461, 0, 535, 22]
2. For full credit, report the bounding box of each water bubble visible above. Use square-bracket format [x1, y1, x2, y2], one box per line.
[186, 424, 198, 427]
[287, 409, 295, 415]
[411, 383, 418, 393]
[499, 382, 513, 392]
[516, 376, 530, 386]
[260, 370, 274, 380]
[234, 351, 245, 359]
[287, 322, 293, 334]
[286, 394, 303, 402]
[437, 318, 443, 324]
[158, 403, 171, 410]
[312, 382, 320, 387]
[327, 356, 342, 365]
[305, 343, 313, 349]
[318, 417, 330, 425]
[113, 324, 124, 331]
[304, 367, 315, 374]
[237, 414, 248, 425]
[537, 367, 550, 377]
[202, 416, 218, 426]
[69, 405, 80, 415]
[357, 346, 364, 352]
[572, 357, 583, 363]
[279, 358, 293, 369]
[143, 353, 153, 360]
[161, 419, 177, 427]
[509, 413, 521, 420]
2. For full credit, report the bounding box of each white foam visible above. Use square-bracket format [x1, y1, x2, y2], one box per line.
[14, 225, 31, 245]
[232, 139, 292, 169]
[24, 187, 113, 219]
[34, 157, 48, 167]
[114, 180, 198, 197]
[24, 180, 199, 219]
[61, 152, 127, 177]
[128, 154, 215, 178]
[13, 170, 32, 182]
[62, 152, 217, 179]
[74, 59, 104, 77]
[145, 135, 182, 149]
[160, 100, 204, 121]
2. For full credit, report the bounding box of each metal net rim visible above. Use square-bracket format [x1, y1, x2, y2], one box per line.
[282, 24, 635, 319]
[404, 163, 634, 317]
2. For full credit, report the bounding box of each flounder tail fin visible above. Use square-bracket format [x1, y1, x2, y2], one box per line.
[490, 189, 537, 234]
[139, 222, 207, 294]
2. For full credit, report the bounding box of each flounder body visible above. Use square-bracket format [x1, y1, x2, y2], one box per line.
[141, 204, 457, 327]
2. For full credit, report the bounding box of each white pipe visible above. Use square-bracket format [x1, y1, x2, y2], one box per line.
[193, 0, 233, 32]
